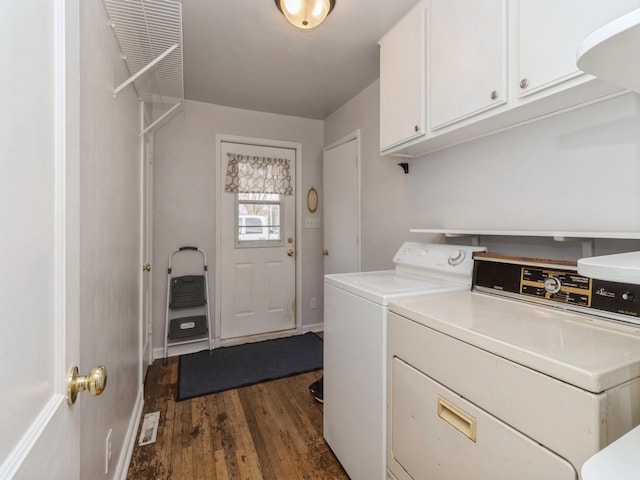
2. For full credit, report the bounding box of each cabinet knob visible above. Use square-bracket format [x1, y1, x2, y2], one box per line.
[519, 78, 529, 89]
[414, 125, 419, 132]
[490, 90, 498, 100]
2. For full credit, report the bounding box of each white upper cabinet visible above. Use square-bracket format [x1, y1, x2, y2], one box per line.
[430, 0, 507, 129]
[379, 0, 640, 157]
[516, 0, 640, 99]
[379, 1, 426, 152]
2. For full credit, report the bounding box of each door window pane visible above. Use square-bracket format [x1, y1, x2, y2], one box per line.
[237, 193, 283, 244]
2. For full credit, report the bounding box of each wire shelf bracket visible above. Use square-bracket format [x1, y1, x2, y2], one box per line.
[102, 0, 184, 136]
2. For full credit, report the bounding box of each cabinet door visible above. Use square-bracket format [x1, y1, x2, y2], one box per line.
[379, 3, 426, 152]
[429, 0, 507, 130]
[517, 0, 640, 98]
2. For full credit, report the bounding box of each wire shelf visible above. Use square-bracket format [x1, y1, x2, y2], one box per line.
[103, 0, 184, 132]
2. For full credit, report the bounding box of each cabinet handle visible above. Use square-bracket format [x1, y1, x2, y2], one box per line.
[414, 125, 419, 132]
[520, 78, 529, 89]
[437, 395, 477, 442]
[490, 90, 498, 100]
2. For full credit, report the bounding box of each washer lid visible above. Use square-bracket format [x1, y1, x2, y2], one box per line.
[324, 270, 469, 306]
[389, 291, 640, 393]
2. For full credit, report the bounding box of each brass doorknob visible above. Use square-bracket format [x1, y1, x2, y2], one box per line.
[287, 249, 295, 257]
[143, 263, 151, 272]
[66, 365, 108, 405]
[322, 249, 329, 256]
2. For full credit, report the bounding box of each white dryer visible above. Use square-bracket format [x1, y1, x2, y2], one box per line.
[387, 253, 640, 480]
[323, 242, 486, 480]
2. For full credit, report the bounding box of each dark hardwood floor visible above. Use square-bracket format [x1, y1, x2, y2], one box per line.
[126, 355, 349, 479]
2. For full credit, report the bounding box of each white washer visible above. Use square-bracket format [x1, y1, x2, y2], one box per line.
[387, 253, 640, 480]
[323, 242, 486, 480]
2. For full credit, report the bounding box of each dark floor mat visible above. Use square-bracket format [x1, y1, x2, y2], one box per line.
[177, 332, 323, 401]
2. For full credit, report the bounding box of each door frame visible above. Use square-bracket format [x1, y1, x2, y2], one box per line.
[140, 119, 154, 376]
[214, 134, 302, 347]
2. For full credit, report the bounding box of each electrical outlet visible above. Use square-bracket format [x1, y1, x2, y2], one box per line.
[105, 428, 112, 474]
[310, 297, 317, 309]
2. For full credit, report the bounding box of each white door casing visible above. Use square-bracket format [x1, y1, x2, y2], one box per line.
[0, 1, 80, 477]
[141, 133, 154, 371]
[216, 136, 301, 342]
[323, 132, 361, 275]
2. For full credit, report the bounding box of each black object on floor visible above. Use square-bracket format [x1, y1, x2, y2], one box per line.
[177, 332, 323, 401]
[309, 377, 323, 403]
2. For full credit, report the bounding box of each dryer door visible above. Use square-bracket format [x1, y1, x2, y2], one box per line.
[389, 357, 578, 480]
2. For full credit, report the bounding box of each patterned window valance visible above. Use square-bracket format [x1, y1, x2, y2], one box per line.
[224, 153, 293, 195]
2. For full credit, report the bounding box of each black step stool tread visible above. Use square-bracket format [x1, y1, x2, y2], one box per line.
[170, 275, 206, 309]
[168, 315, 208, 339]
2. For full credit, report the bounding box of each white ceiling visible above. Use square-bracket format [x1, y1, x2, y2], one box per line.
[180, 0, 420, 119]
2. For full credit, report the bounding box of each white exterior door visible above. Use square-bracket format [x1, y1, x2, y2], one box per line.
[323, 133, 361, 275]
[218, 139, 298, 341]
[0, 1, 80, 477]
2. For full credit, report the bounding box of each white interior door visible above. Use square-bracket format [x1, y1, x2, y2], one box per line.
[218, 140, 297, 341]
[0, 1, 80, 477]
[323, 133, 361, 275]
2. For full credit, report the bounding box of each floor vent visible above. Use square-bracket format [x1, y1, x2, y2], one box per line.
[138, 411, 160, 446]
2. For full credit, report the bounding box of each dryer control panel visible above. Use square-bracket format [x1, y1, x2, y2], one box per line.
[472, 253, 640, 323]
[521, 267, 591, 306]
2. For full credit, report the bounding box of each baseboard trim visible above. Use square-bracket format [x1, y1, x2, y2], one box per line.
[302, 322, 324, 334]
[115, 388, 144, 480]
[153, 324, 325, 360]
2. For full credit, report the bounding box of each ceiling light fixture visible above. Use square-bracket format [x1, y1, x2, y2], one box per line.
[274, 0, 336, 30]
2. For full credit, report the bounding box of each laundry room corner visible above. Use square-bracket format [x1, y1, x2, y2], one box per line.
[151, 100, 325, 358]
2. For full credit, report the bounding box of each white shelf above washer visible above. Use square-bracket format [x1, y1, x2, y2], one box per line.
[410, 229, 640, 240]
[410, 229, 640, 258]
[103, 0, 184, 135]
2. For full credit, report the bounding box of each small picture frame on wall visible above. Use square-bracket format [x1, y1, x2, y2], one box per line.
[306, 187, 318, 213]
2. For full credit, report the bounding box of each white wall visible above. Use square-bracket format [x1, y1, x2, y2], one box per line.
[325, 80, 640, 268]
[152, 100, 324, 354]
[78, 2, 142, 478]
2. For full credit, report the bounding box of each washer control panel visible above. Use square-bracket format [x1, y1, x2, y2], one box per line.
[447, 249, 466, 266]
[393, 242, 487, 280]
[472, 253, 640, 322]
